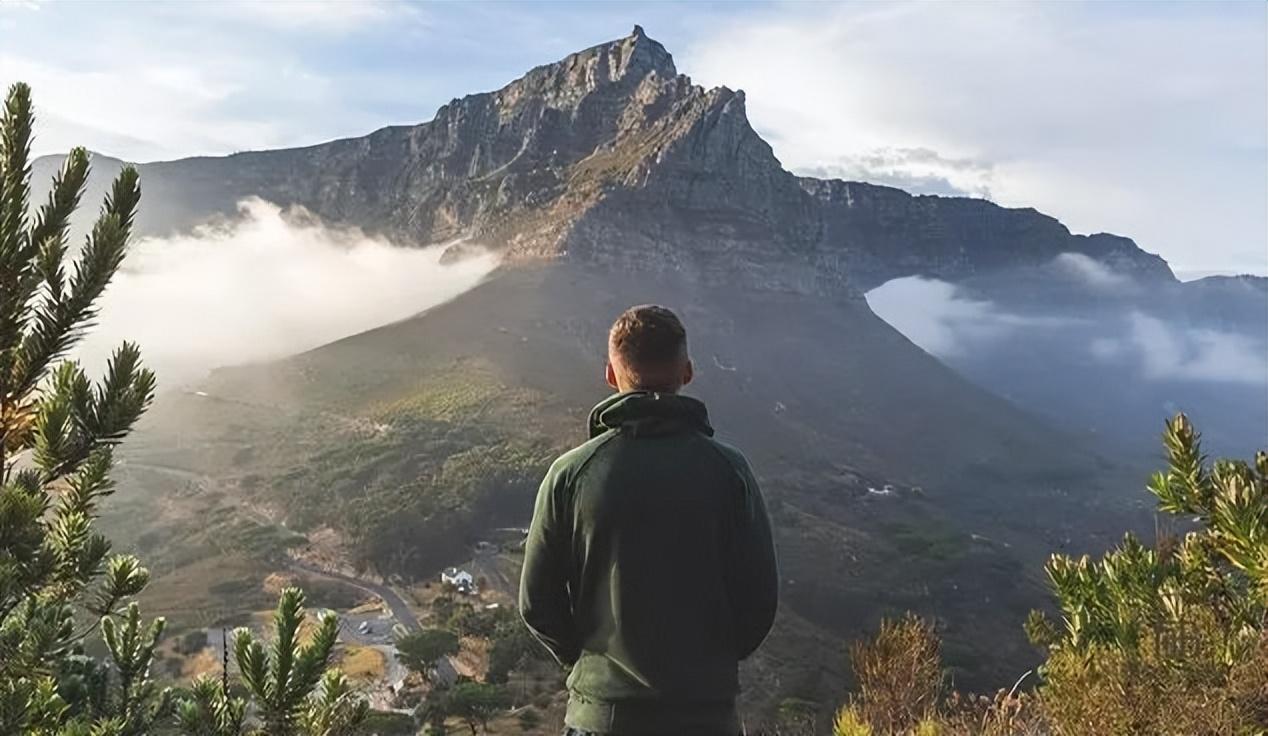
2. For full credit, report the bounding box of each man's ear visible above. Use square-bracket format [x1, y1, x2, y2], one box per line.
[605, 362, 619, 390]
[681, 359, 694, 387]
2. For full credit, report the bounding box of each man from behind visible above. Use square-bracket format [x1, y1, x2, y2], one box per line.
[520, 304, 779, 735]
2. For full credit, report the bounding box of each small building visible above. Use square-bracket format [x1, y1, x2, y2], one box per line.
[440, 567, 475, 594]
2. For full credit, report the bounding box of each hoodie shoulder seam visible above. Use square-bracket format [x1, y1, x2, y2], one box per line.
[559, 428, 623, 486]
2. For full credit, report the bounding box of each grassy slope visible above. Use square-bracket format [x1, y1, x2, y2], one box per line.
[116, 262, 1150, 718]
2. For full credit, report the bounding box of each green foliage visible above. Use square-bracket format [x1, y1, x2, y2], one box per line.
[833, 706, 873, 736]
[171, 677, 246, 736]
[173, 588, 368, 736]
[395, 628, 459, 683]
[486, 622, 539, 685]
[832, 414, 1267, 735]
[443, 681, 510, 735]
[1036, 414, 1265, 657]
[430, 601, 541, 685]
[1029, 413, 1268, 733]
[359, 709, 416, 735]
[0, 81, 168, 736]
[448, 602, 515, 639]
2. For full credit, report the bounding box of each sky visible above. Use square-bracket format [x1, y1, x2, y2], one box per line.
[2, 0, 1265, 276]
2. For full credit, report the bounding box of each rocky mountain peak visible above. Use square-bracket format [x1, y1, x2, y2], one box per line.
[73, 27, 1180, 298]
[497, 25, 678, 113]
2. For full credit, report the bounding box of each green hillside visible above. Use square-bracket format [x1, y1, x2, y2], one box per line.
[111, 264, 1149, 716]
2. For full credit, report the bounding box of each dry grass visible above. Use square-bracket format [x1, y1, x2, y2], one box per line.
[834, 614, 1268, 735]
[180, 648, 222, 680]
[846, 614, 942, 734]
[337, 645, 387, 684]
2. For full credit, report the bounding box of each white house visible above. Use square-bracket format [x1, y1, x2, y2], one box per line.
[440, 567, 475, 593]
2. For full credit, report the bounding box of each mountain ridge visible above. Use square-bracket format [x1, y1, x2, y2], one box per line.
[41, 27, 1244, 716]
[34, 26, 1175, 296]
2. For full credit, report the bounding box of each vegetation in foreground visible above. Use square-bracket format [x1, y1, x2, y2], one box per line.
[827, 414, 1267, 735]
[5, 78, 1266, 735]
[0, 82, 365, 736]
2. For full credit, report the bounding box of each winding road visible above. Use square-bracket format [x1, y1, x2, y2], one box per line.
[120, 459, 422, 634]
[288, 560, 420, 632]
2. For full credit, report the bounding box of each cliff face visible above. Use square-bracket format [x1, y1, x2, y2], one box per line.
[37, 26, 1175, 297]
[799, 179, 1176, 290]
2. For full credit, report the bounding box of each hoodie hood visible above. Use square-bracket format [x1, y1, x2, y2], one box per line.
[587, 391, 714, 439]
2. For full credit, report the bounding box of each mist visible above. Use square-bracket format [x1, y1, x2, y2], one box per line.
[866, 274, 1266, 386]
[866, 260, 1268, 454]
[75, 198, 499, 387]
[864, 276, 1072, 357]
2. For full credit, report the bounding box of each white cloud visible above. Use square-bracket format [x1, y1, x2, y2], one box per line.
[1121, 312, 1268, 385]
[75, 198, 498, 387]
[864, 276, 1070, 356]
[684, 3, 1268, 275]
[2, 2, 430, 161]
[800, 147, 994, 197]
[1054, 252, 1131, 290]
[867, 276, 1268, 386]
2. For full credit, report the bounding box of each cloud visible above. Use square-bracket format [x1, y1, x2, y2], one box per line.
[1114, 312, 1268, 385]
[3, 2, 433, 161]
[867, 276, 1268, 385]
[74, 199, 498, 387]
[1053, 252, 1132, 289]
[684, 2, 1268, 275]
[864, 276, 1068, 356]
[800, 147, 994, 198]
[5, 3, 1264, 274]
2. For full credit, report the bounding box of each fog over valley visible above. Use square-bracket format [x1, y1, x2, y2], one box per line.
[75, 198, 498, 386]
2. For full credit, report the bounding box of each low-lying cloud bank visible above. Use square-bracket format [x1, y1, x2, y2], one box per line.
[1094, 313, 1268, 385]
[76, 198, 498, 386]
[864, 276, 1073, 357]
[867, 265, 1267, 386]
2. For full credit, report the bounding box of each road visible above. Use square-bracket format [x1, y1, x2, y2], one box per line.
[289, 560, 420, 632]
[470, 548, 519, 599]
[120, 460, 422, 634]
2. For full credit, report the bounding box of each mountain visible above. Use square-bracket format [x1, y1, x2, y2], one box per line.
[37, 27, 1173, 294]
[48, 26, 1259, 720]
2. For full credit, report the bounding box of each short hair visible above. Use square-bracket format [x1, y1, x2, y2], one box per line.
[608, 305, 688, 382]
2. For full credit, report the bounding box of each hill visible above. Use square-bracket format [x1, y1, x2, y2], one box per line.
[68, 26, 1218, 718]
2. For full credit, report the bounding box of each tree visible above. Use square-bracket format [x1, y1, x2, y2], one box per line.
[396, 628, 460, 684]
[173, 587, 368, 736]
[445, 681, 510, 734]
[415, 686, 450, 734]
[0, 80, 168, 736]
[0, 81, 368, 736]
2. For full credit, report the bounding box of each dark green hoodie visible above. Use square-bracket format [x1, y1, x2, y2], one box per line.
[519, 392, 779, 735]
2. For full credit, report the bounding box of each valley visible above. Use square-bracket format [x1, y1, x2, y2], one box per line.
[34, 24, 1263, 731]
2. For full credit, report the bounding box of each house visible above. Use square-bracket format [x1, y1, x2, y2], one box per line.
[440, 567, 475, 594]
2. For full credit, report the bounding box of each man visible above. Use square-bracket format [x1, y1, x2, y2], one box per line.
[519, 304, 779, 735]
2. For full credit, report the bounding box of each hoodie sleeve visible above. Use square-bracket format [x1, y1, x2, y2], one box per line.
[519, 459, 580, 666]
[725, 450, 779, 659]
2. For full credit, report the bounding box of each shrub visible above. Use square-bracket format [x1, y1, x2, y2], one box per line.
[832, 414, 1267, 735]
[846, 614, 942, 733]
[1031, 414, 1267, 734]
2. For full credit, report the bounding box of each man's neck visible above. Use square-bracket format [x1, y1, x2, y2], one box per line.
[622, 385, 680, 395]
